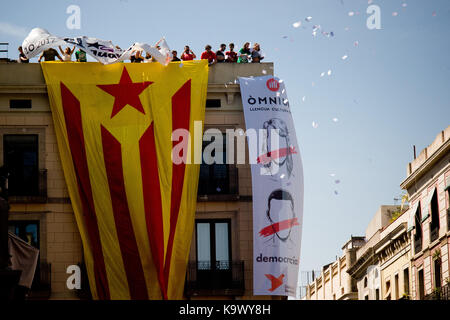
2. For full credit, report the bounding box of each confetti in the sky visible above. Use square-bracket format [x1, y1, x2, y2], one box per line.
[293, 21, 302, 28]
[368, 0, 373, 4]
[283, 99, 289, 104]
[334, 190, 339, 195]
[305, 16, 313, 22]
[302, 96, 306, 102]
[282, 35, 288, 39]
[330, 173, 336, 177]
[342, 55, 348, 60]
[281, 89, 285, 94]
[348, 11, 355, 16]
[354, 41, 359, 47]
[402, 3, 407, 8]
[262, 69, 267, 74]
[320, 72, 325, 77]
[332, 117, 339, 122]
[312, 121, 319, 129]
[335, 180, 341, 184]
[432, 11, 437, 17]
[392, 12, 398, 16]
[327, 69, 332, 76]
[280, 174, 286, 179]
[278, 79, 284, 83]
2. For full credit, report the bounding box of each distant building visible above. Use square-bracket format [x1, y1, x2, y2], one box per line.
[400, 127, 450, 300]
[304, 236, 365, 300]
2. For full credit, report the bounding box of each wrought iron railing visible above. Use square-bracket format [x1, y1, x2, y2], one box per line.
[185, 260, 245, 296]
[424, 284, 450, 300]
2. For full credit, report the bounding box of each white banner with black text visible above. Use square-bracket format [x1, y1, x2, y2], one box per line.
[239, 76, 304, 297]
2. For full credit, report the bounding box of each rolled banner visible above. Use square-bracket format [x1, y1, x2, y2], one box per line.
[21, 28, 172, 66]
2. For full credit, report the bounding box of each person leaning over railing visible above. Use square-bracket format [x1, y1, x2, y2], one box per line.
[225, 43, 237, 63]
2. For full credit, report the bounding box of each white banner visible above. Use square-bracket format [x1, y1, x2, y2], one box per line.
[239, 76, 304, 297]
[22, 28, 172, 65]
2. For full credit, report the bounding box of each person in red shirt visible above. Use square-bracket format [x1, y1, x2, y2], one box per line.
[200, 45, 217, 66]
[181, 45, 196, 61]
[225, 43, 238, 63]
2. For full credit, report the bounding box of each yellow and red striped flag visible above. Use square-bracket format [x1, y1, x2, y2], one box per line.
[42, 61, 209, 299]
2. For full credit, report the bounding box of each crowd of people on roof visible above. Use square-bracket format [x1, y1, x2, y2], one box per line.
[17, 42, 264, 65]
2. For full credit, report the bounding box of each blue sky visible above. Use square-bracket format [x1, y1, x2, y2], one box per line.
[1, 0, 450, 274]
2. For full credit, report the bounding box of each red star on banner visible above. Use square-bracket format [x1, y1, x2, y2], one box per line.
[97, 67, 153, 118]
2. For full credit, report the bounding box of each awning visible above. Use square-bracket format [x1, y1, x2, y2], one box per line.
[407, 201, 419, 232]
[421, 188, 436, 222]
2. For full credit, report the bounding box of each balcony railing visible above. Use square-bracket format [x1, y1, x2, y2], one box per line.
[9, 169, 47, 203]
[424, 284, 450, 300]
[414, 237, 422, 255]
[185, 260, 245, 296]
[197, 165, 239, 201]
[430, 226, 439, 243]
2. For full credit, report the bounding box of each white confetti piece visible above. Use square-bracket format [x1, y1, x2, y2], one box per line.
[293, 21, 302, 28]
[312, 121, 319, 129]
[302, 96, 306, 102]
[392, 12, 398, 16]
[332, 118, 339, 122]
[354, 41, 359, 47]
[329, 173, 336, 177]
[262, 69, 267, 74]
[348, 11, 355, 16]
[283, 99, 289, 104]
[402, 3, 407, 8]
[320, 72, 325, 77]
[327, 69, 332, 76]
[278, 79, 284, 83]
[305, 16, 313, 22]
[342, 55, 348, 60]
[280, 174, 286, 179]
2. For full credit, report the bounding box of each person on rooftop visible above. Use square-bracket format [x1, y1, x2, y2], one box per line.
[225, 43, 237, 63]
[250, 43, 264, 63]
[201, 45, 217, 66]
[216, 44, 226, 63]
[172, 50, 181, 62]
[17, 47, 29, 63]
[58, 45, 76, 62]
[38, 48, 63, 62]
[75, 48, 87, 62]
[237, 42, 251, 63]
[181, 45, 196, 61]
[130, 49, 144, 63]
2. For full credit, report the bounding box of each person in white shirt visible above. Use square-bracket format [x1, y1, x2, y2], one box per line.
[58, 45, 76, 62]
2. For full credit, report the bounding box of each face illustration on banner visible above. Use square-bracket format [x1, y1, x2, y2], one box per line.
[259, 118, 296, 180]
[260, 189, 299, 247]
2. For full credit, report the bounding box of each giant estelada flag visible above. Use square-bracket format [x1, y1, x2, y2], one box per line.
[42, 60, 209, 299]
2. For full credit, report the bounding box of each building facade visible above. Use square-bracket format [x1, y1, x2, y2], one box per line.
[304, 236, 365, 300]
[0, 61, 282, 300]
[400, 127, 450, 300]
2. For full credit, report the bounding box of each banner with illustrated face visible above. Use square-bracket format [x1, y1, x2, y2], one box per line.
[239, 76, 304, 297]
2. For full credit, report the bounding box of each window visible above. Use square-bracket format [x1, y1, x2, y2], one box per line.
[198, 133, 238, 197]
[196, 219, 231, 270]
[385, 280, 391, 300]
[195, 219, 232, 290]
[429, 189, 439, 242]
[403, 268, 410, 295]
[3, 135, 39, 196]
[364, 295, 369, 300]
[8, 220, 41, 287]
[418, 269, 425, 299]
[9, 99, 32, 109]
[434, 259, 442, 289]
[364, 277, 368, 288]
[394, 274, 399, 300]
[205, 99, 221, 108]
[414, 202, 422, 253]
[375, 288, 380, 300]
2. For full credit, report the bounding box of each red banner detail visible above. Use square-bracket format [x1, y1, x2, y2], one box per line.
[265, 274, 285, 292]
[259, 218, 300, 238]
[139, 123, 166, 299]
[163, 80, 191, 294]
[101, 126, 148, 300]
[256, 146, 297, 165]
[60, 82, 110, 299]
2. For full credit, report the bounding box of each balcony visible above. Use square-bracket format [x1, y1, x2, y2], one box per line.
[9, 169, 47, 203]
[184, 260, 245, 297]
[414, 237, 422, 254]
[197, 165, 239, 202]
[430, 226, 439, 243]
[424, 284, 450, 300]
